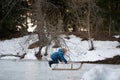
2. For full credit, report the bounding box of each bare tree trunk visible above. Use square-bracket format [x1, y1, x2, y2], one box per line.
[71, 0, 81, 32]
[108, 3, 112, 36]
[34, 0, 44, 60]
[63, 14, 69, 32]
[87, 0, 94, 50]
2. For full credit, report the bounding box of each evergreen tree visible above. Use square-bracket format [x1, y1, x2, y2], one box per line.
[0, 0, 33, 39]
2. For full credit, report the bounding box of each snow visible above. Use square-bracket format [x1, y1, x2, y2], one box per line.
[0, 34, 38, 59]
[113, 35, 120, 39]
[81, 65, 120, 80]
[0, 34, 120, 80]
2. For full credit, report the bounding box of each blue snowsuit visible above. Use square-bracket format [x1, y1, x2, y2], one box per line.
[50, 49, 67, 64]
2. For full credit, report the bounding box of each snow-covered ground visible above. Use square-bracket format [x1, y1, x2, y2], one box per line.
[0, 60, 120, 80]
[81, 65, 120, 80]
[0, 34, 119, 61]
[0, 34, 120, 80]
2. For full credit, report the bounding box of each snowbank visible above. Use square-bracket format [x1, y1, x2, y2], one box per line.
[81, 65, 120, 80]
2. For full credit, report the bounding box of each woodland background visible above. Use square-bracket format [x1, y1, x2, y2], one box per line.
[0, 0, 120, 59]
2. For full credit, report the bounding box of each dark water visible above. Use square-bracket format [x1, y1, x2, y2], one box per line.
[0, 60, 119, 80]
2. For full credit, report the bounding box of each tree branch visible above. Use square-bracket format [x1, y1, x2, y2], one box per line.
[0, 53, 26, 59]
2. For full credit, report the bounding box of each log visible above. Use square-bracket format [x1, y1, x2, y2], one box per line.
[0, 53, 26, 59]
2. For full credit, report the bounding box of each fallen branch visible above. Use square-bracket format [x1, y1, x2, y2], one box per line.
[0, 53, 26, 59]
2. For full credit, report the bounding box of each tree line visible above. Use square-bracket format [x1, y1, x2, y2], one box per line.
[0, 0, 120, 39]
[0, 0, 120, 59]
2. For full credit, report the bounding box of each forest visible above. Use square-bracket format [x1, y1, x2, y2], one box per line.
[0, 0, 120, 59]
[0, 0, 120, 38]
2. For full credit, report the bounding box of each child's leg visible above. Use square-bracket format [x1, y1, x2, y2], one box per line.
[49, 58, 59, 67]
[52, 59, 59, 64]
[48, 61, 53, 67]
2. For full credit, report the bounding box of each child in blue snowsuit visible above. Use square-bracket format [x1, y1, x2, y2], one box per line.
[48, 48, 68, 67]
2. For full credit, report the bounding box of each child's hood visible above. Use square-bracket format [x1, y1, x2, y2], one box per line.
[58, 49, 63, 52]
